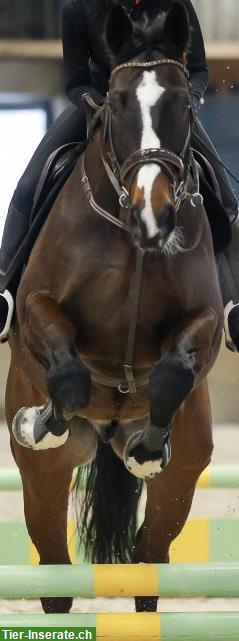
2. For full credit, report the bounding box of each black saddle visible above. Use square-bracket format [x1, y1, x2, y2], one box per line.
[0, 142, 85, 294]
[25, 93, 103, 261]
[24, 141, 86, 261]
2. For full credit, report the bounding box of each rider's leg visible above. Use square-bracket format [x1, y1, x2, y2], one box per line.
[0, 103, 87, 341]
[218, 220, 239, 351]
[192, 119, 239, 351]
[192, 119, 238, 220]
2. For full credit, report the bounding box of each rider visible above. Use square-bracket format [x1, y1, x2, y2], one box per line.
[0, 0, 239, 347]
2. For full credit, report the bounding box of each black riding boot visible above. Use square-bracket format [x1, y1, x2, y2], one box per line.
[193, 119, 239, 351]
[0, 198, 29, 340]
[218, 220, 239, 351]
[192, 119, 238, 221]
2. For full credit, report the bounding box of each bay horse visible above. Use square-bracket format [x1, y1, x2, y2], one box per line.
[5, 1, 223, 614]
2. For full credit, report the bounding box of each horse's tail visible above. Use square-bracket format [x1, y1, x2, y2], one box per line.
[74, 439, 143, 563]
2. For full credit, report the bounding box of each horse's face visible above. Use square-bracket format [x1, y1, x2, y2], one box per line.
[104, 2, 192, 252]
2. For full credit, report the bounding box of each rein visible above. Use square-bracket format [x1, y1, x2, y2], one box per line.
[80, 58, 203, 395]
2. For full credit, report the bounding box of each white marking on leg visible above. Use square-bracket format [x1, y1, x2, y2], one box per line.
[136, 71, 165, 238]
[12, 406, 69, 450]
[125, 455, 164, 479]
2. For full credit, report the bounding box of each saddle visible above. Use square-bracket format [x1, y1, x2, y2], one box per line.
[24, 141, 86, 263]
[0, 142, 85, 294]
[24, 93, 102, 265]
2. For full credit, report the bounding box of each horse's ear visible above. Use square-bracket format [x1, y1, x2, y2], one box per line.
[163, 1, 190, 56]
[104, 4, 133, 59]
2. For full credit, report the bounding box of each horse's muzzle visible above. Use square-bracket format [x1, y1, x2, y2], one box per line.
[156, 203, 177, 240]
[130, 203, 177, 250]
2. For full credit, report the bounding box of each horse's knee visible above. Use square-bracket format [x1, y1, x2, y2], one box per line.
[46, 357, 91, 418]
[149, 353, 194, 427]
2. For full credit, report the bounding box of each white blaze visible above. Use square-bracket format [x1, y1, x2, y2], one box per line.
[136, 71, 165, 238]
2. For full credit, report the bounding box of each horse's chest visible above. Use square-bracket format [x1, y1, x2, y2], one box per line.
[78, 263, 175, 359]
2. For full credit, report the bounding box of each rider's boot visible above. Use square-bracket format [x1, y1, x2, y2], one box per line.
[193, 120, 239, 352]
[0, 199, 29, 341]
[218, 216, 239, 352]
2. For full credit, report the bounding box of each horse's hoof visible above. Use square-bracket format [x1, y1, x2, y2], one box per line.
[123, 430, 171, 479]
[12, 406, 69, 450]
[41, 595, 73, 614]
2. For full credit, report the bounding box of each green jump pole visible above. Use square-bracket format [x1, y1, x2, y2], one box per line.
[0, 613, 239, 640]
[198, 464, 239, 489]
[1, 563, 239, 598]
[0, 468, 22, 491]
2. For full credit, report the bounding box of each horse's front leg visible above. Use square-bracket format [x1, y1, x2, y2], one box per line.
[124, 306, 220, 478]
[14, 291, 91, 446]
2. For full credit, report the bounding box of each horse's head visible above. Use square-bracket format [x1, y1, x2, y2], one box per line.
[104, 1, 192, 252]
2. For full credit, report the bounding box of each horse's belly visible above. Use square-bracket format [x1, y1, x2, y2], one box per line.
[78, 382, 149, 422]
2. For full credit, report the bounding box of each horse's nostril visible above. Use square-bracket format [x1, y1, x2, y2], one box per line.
[158, 203, 176, 237]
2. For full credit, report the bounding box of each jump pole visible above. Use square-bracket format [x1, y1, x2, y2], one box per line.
[0, 612, 239, 640]
[1, 563, 239, 598]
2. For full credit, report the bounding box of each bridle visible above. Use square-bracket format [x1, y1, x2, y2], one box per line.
[80, 58, 203, 395]
[81, 58, 202, 231]
[102, 58, 194, 215]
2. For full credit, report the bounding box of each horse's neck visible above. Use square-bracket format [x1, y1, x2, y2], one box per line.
[85, 131, 120, 214]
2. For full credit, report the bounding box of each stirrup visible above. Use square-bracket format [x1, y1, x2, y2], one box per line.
[224, 300, 239, 352]
[0, 290, 14, 342]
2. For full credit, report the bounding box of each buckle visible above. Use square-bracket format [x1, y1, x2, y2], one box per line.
[119, 187, 130, 208]
[190, 192, 204, 208]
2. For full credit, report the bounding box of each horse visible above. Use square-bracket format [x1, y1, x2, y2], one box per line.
[5, 1, 223, 614]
